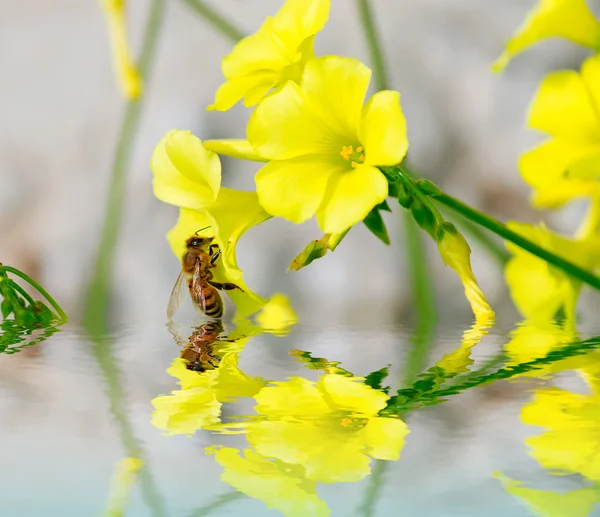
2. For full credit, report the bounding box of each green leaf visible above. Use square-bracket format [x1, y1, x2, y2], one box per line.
[288, 235, 331, 272]
[365, 366, 390, 391]
[410, 199, 438, 239]
[288, 231, 350, 271]
[363, 207, 390, 245]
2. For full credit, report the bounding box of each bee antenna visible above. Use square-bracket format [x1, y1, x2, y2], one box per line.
[195, 225, 211, 235]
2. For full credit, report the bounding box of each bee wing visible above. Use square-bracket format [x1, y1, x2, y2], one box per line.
[167, 270, 187, 320]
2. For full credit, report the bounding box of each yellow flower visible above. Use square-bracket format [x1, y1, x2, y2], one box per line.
[522, 385, 600, 481]
[99, 0, 142, 99]
[504, 222, 600, 321]
[436, 223, 495, 323]
[520, 54, 600, 210]
[208, 0, 330, 111]
[151, 130, 221, 210]
[151, 350, 265, 436]
[247, 56, 409, 234]
[151, 130, 272, 318]
[245, 374, 409, 483]
[210, 447, 330, 517]
[493, 0, 600, 72]
[100, 457, 144, 517]
[495, 473, 600, 517]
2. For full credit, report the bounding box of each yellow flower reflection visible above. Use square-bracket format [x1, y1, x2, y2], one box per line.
[209, 447, 330, 517]
[100, 457, 143, 517]
[493, 0, 600, 72]
[496, 473, 600, 517]
[245, 374, 409, 483]
[523, 380, 600, 481]
[152, 336, 265, 436]
[208, 0, 330, 111]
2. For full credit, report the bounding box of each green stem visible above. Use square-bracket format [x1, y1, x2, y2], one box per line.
[7, 280, 36, 307]
[432, 192, 600, 292]
[439, 206, 510, 265]
[0, 265, 68, 321]
[355, 0, 438, 382]
[181, 0, 246, 43]
[401, 213, 437, 386]
[83, 0, 166, 335]
[355, 0, 389, 90]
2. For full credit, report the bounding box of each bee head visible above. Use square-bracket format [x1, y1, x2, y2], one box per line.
[186, 235, 214, 249]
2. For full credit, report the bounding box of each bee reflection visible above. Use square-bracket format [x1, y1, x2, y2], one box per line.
[170, 321, 238, 373]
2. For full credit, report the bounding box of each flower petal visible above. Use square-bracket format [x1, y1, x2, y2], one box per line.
[316, 165, 388, 234]
[207, 71, 278, 112]
[222, 17, 292, 78]
[581, 54, 600, 116]
[528, 70, 600, 142]
[203, 139, 268, 162]
[301, 56, 371, 139]
[272, 0, 330, 47]
[492, 0, 600, 72]
[362, 417, 409, 461]
[360, 90, 409, 166]
[213, 448, 330, 517]
[254, 377, 331, 418]
[255, 156, 341, 224]
[319, 374, 389, 416]
[247, 81, 335, 159]
[151, 130, 221, 209]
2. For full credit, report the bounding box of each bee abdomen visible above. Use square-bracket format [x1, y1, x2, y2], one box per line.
[204, 289, 223, 318]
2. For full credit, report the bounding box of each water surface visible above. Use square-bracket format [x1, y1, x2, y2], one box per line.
[1, 317, 598, 517]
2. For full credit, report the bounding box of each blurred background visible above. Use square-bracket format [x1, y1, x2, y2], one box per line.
[3, 2, 600, 516]
[3, 0, 598, 330]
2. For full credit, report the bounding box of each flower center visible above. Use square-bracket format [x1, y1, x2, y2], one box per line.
[339, 412, 369, 429]
[340, 145, 365, 168]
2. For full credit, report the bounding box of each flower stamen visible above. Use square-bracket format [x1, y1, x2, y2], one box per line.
[340, 145, 366, 168]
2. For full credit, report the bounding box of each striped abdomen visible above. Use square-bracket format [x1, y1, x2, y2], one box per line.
[189, 280, 223, 319]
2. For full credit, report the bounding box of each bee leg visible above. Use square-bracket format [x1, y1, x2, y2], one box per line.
[208, 280, 244, 292]
[210, 249, 222, 266]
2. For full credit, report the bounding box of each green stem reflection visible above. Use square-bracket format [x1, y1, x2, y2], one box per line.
[84, 0, 166, 335]
[92, 337, 166, 517]
[433, 191, 600, 292]
[186, 491, 245, 517]
[181, 0, 245, 43]
[0, 265, 68, 321]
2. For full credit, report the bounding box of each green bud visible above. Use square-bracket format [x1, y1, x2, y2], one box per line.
[417, 179, 442, 196]
[1, 298, 13, 319]
[33, 301, 55, 323]
[411, 199, 438, 239]
[435, 221, 460, 243]
[396, 182, 413, 209]
[14, 307, 35, 326]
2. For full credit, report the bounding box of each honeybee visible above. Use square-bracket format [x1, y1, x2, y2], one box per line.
[167, 233, 243, 320]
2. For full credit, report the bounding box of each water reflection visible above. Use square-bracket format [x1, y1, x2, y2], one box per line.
[6, 315, 600, 515]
